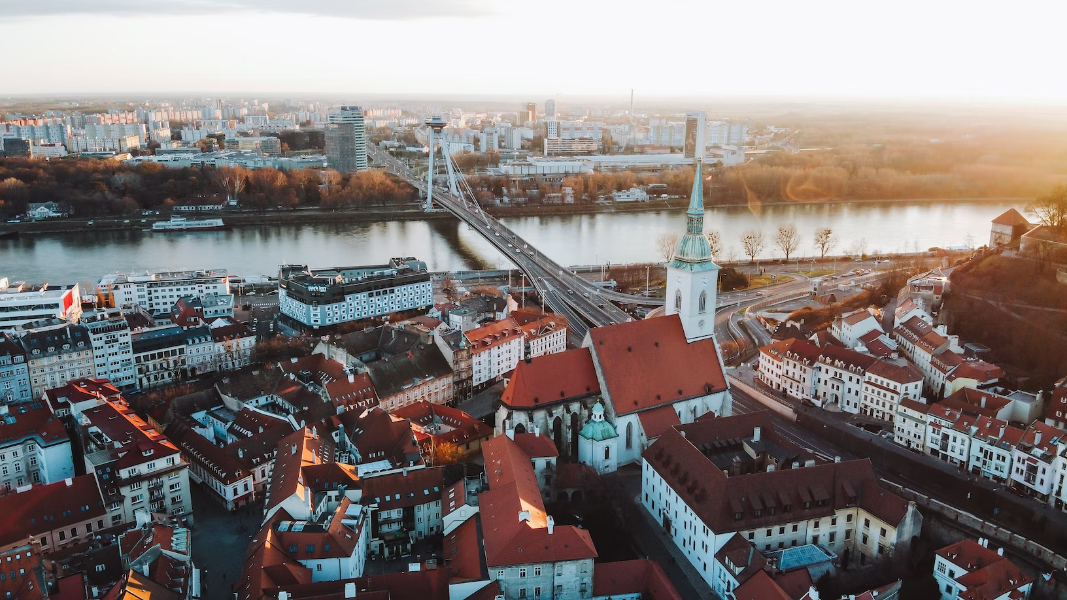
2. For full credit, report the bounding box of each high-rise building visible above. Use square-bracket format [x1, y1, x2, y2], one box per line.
[545, 99, 556, 120]
[684, 110, 706, 159]
[325, 106, 368, 172]
[522, 102, 536, 124]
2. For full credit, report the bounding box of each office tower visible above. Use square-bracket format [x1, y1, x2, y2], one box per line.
[684, 110, 706, 159]
[523, 102, 536, 123]
[325, 106, 368, 172]
[545, 99, 556, 121]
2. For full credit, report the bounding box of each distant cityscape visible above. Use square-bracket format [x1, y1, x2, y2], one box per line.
[0, 92, 1065, 600]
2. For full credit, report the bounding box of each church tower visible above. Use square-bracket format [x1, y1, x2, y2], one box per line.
[665, 157, 720, 342]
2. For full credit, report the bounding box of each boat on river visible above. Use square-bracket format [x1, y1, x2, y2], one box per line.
[151, 216, 230, 232]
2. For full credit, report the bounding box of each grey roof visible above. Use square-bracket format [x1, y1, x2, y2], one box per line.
[366, 344, 453, 399]
[18, 323, 91, 357]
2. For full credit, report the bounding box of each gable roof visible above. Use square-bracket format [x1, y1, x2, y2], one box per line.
[0, 475, 106, 548]
[500, 347, 600, 409]
[587, 315, 727, 415]
[480, 435, 597, 567]
[592, 559, 683, 600]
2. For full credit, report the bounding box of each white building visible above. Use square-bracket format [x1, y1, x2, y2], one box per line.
[82, 309, 136, 390]
[860, 360, 924, 423]
[967, 417, 1023, 484]
[894, 399, 931, 451]
[467, 318, 524, 389]
[78, 400, 193, 525]
[933, 539, 1032, 600]
[0, 401, 74, 491]
[812, 345, 877, 414]
[1008, 421, 1064, 502]
[612, 188, 649, 202]
[643, 413, 923, 595]
[278, 259, 432, 332]
[100, 270, 230, 316]
[0, 279, 82, 330]
[831, 309, 884, 349]
[20, 322, 96, 398]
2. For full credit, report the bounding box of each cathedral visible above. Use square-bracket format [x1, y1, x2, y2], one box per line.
[495, 157, 733, 473]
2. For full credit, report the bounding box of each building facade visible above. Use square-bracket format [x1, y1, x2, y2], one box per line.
[0, 280, 81, 330]
[278, 259, 432, 332]
[100, 270, 230, 316]
[20, 323, 96, 398]
[0, 401, 74, 491]
[82, 309, 137, 390]
[0, 332, 31, 404]
[325, 106, 368, 172]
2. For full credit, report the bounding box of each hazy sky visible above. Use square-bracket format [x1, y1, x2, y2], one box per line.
[3, 0, 1065, 101]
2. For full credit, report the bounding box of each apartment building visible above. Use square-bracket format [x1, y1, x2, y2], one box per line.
[0, 401, 73, 491]
[511, 309, 568, 358]
[860, 360, 924, 423]
[101, 270, 230, 316]
[0, 475, 107, 553]
[0, 279, 81, 330]
[831, 309, 884, 349]
[0, 331, 31, 404]
[641, 412, 922, 595]
[20, 322, 96, 398]
[82, 309, 136, 390]
[1008, 421, 1064, 502]
[77, 400, 192, 525]
[934, 539, 1032, 600]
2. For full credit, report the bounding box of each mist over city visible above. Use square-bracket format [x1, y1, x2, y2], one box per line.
[2, 2, 1067, 600]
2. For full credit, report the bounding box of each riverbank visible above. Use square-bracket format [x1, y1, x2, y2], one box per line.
[5, 196, 1026, 235]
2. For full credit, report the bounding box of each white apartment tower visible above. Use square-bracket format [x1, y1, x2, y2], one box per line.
[326, 106, 368, 172]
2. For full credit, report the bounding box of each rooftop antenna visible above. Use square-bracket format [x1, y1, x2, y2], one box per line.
[628, 89, 635, 149]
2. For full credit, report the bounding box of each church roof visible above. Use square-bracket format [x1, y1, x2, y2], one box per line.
[499, 348, 600, 409]
[991, 208, 1030, 227]
[579, 419, 618, 442]
[587, 314, 728, 416]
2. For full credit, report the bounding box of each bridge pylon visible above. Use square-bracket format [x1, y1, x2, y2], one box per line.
[424, 116, 460, 211]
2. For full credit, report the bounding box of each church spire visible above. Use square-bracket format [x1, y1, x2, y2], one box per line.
[668, 158, 715, 267]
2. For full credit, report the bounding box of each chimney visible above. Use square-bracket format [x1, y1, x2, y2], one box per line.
[279, 593, 290, 600]
[534, 426, 540, 437]
[806, 586, 820, 600]
[999, 425, 1005, 438]
[291, 444, 297, 455]
[518, 510, 531, 523]
[403, 468, 408, 477]
[238, 448, 244, 458]
[547, 515, 554, 534]
[997, 547, 1004, 556]
[345, 583, 356, 599]
[680, 430, 686, 438]
[753, 426, 761, 443]
[348, 373, 354, 383]
[65, 478, 73, 486]
[1035, 430, 1042, 445]
[506, 429, 515, 441]
[834, 456, 841, 463]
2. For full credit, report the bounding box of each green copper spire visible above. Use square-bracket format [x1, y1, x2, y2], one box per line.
[667, 158, 718, 271]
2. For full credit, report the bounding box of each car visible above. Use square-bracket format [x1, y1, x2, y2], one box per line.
[568, 290, 574, 295]
[247, 292, 256, 296]
[755, 292, 765, 297]
[515, 249, 522, 254]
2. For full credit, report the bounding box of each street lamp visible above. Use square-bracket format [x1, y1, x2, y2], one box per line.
[645, 265, 650, 296]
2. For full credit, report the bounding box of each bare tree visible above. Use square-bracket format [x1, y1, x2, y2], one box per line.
[740, 229, 766, 263]
[846, 237, 869, 259]
[813, 227, 838, 259]
[656, 232, 680, 262]
[705, 230, 723, 260]
[773, 224, 802, 261]
[1026, 184, 1067, 231]
[213, 166, 247, 203]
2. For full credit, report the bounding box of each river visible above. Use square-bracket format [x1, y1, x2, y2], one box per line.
[0, 200, 1018, 285]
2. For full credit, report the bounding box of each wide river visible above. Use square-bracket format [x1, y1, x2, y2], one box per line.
[1, 200, 1018, 284]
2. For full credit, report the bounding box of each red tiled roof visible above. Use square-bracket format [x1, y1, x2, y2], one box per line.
[638, 405, 681, 440]
[325, 372, 379, 412]
[263, 427, 335, 516]
[842, 309, 877, 327]
[947, 360, 1004, 383]
[444, 515, 484, 583]
[593, 559, 684, 600]
[210, 322, 254, 342]
[81, 401, 181, 471]
[992, 208, 1030, 227]
[588, 315, 727, 415]
[858, 330, 895, 358]
[733, 570, 792, 600]
[269, 569, 451, 600]
[513, 432, 559, 458]
[555, 463, 603, 491]
[393, 401, 493, 450]
[0, 401, 67, 447]
[361, 467, 443, 511]
[942, 388, 1012, 419]
[1016, 421, 1065, 459]
[465, 317, 522, 352]
[43, 378, 123, 412]
[645, 416, 910, 534]
[480, 435, 597, 567]
[899, 398, 931, 414]
[759, 339, 796, 363]
[500, 348, 600, 409]
[866, 360, 923, 384]
[0, 475, 106, 548]
[1045, 387, 1067, 422]
[0, 545, 45, 600]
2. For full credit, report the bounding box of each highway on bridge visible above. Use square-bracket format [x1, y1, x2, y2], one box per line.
[370, 146, 662, 344]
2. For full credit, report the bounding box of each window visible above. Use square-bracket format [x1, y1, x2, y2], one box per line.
[626, 422, 633, 450]
[534, 587, 542, 598]
[534, 567, 541, 576]
[880, 527, 887, 538]
[698, 290, 707, 314]
[519, 568, 527, 578]
[519, 589, 527, 599]
[604, 447, 610, 460]
[675, 290, 682, 311]
[497, 571, 505, 580]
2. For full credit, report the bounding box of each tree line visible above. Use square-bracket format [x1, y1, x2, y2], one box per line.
[0, 158, 416, 217]
[655, 225, 844, 264]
